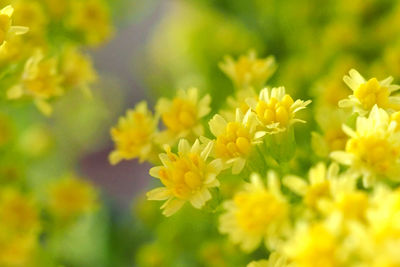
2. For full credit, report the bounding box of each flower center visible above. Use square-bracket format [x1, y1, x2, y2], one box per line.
[346, 135, 400, 174]
[234, 191, 287, 234]
[162, 98, 197, 133]
[215, 122, 252, 159]
[354, 78, 389, 110]
[158, 153, 206, 200]
[255, 95, 294, 127]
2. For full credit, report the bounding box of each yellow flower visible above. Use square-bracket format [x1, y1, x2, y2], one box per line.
[219, 172, 290, 252]
[147, 138, 223, 217]
[68, 0, 113, 46]
[12, 1, 47, 36]
[60, 46, 97, 91]
[339, 69, 400, 115]
[156, 88, 211, 145]
[48, 175, 98, 219]
[283, 162, 338, 210]
[109, 101, 158, 165]
[42, 0, 70, 18]
[319, 173, 368, 223]
[247, 87, 311, 134]
[7, 50, 63, 116]
[0, 188, 40, 235]
[331, 105, 400, 187]
[0, 231, 37, 267]
[219, 50, 276, 90]
[284, 222, 343, 267]
[208, 109, 265, 174]
[0, 5, 28, 48]
[247, 252, 287, 267]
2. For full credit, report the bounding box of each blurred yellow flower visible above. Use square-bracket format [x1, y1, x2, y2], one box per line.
[156, 88, 211, 145]
[219, 172, 290, 252]
[48, 175, 98, 219]
[283, 162, 338, 210]
[0, 188, 40, 235]
[60, 47, 97, 91]
[68, 0, 113, 46]
[7, 50, 63, 115]
[284, 222, 343, 267]
[247, 87, 311, 134]
[12, 1, 47, 36]
[220, 50, 276, 90]
[0, 231, 37, 267]
[331, 105, 400, 187]
[109, 101, 158, 165]
[339, 69, 400, 115]
[147, 139, 223, 216]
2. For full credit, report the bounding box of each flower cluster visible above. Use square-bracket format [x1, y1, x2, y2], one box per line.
[114, 46, 400, 266]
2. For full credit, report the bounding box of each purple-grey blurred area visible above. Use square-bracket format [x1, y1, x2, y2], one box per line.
[79, 1, 167, 211]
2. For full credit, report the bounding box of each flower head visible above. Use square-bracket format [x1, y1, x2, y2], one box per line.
[7, 50, 63, 115]
[219, 50, 276, 90]
[208, 109, 265, 174]
[331, 105, 400, 187]
[219, 172, 290, 252]
[147, 139, 223, 216]
[68, 0, 113, 46]
[247, 87, 311, 134]
[284, 222, 343, 267]
[109, 101, 158, 165]
[48, 175, 98, 219]
[339, 69, 400, 115]
[0, 5, 28, 47]
[283, 162, 339, 210]
[156, 88, 211, 145]
[0, 188, 40, 235]
[60, 47, 97, 91]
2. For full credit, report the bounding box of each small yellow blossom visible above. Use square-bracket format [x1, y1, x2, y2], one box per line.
[219, 50, 276, 90]
[284, 222, 344, 267]
[331, 105, 400, 187]
[156, 88, 211, 145]
[12, 1, 47, 36]
[0, 5, 28, 48]
[109, 101, 158, 165]
[283, 162, 339, 210]
[60, 47, 97, 91]
[48, 175, 98, 219]
[68, 0, 113, 46]
[0, 232, 37, 267]
[320, 173, 368, 223]
[0, 188, 40, 235]
[7, 50, 63, 115]
[147, 139, 223, 216]
[339, 69, 400, 115]
[247, 87, 311, 134]
[219, 172, 290, 252]
[42, 0, 70, 18]
[208, 109, 265, 174]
